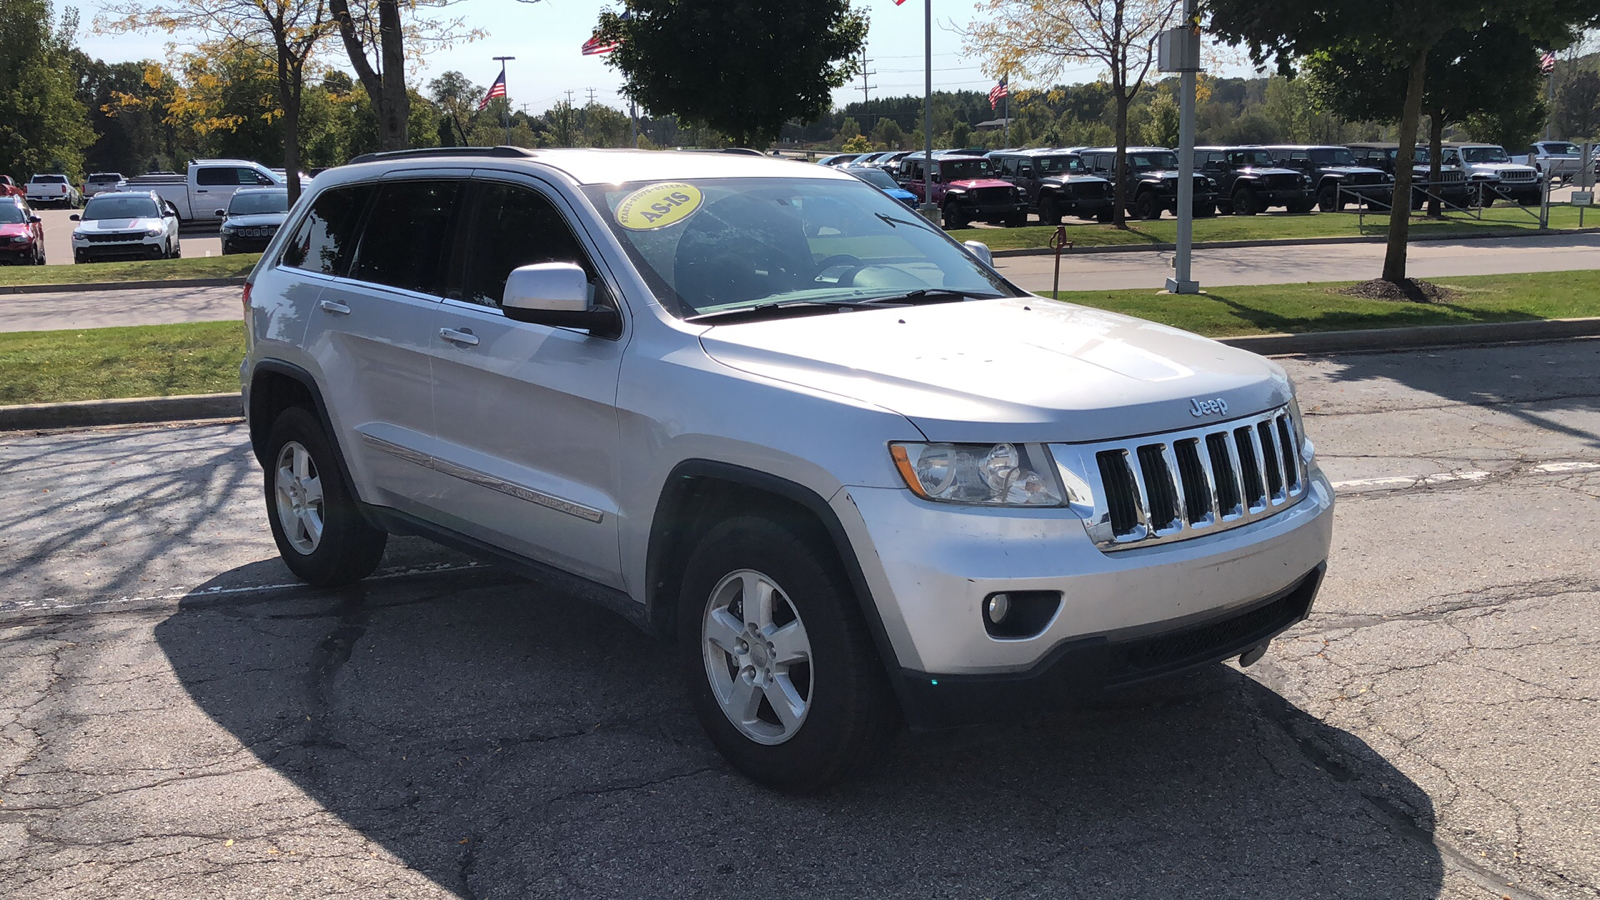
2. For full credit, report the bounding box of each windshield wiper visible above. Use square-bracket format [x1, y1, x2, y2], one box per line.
[856, 288, 989, 306]
[684, 290, 986, 325]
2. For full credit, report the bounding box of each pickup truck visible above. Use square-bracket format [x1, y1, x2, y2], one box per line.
[1511, 141, 1585, 183]
[125, 159, 282, 223]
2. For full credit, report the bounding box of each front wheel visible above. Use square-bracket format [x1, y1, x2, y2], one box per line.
[679, 516, 897, 792]
[1232, 188, 1258, 215]
[1317, 185, 1342, 212]
[1133, 191, 1159, 220]
[263, 406, 387, 586]
[942, 201, 968, 229]
[1038, 196, 1061, 225]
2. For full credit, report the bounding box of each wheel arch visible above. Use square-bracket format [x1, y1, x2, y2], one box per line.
[247, 360, 374, 527]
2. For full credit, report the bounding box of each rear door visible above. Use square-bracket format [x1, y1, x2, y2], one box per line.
[421, 175, 626, 586]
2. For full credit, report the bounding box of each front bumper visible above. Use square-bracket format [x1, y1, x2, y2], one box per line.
[1252, 188, 1311, 207]
[0, 242, 38, 263]
[1065, 196, 1115, 216]
[222, 235, 275, 254]
[74, 236, 164, 260]
[832, 468, 1334, 727]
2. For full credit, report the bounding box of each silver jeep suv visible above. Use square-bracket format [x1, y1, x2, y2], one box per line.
[241, 147, 1334, 790]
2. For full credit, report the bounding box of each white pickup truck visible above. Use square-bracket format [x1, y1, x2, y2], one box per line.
[125, 159, 282, 223]
[1511, 141, 1585, 183]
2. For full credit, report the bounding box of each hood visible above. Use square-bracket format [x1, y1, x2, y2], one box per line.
[947, 178, 1014, 190]
[0, 223, 31, 238]
[73, 217, 160, 233]
[1042, 174, 1111, 186]
[1322, 166, 1386, 176]
[1238, 166, 1304, 178]
[696, 297, 1291, 444]
[1472, 162, 1536, 173]
[223, 213, 288, 228]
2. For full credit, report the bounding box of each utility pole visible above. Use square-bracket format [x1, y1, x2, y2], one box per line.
[859, 47, 876, 107]
[586, 87, 598, 106]
[493, 56, 515, 146]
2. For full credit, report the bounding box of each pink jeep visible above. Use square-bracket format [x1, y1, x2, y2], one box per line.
[895, 155, 1028, 228]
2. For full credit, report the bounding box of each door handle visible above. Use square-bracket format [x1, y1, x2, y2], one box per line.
[439, 327, 479, 347]
[318, 299, 351, 315]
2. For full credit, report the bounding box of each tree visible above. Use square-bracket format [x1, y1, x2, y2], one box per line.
[428, 70, 482, 146]
[327, 0, 475, 152]
[593, 0, 867, 148]
[966, 0, 1185, 228]
[1140, 90, 1179, 148]
[0, 0, 96, 182]
[1206, 0, 1600, 285]
[1557, 69, 1600, 139]
[842, 134, 873, 153]
[100, 0, 336, 203]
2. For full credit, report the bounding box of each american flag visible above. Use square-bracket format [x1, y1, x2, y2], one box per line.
[989, 78, 1009, 110]
[1540, 52, 1556, 74]
[583, 10, 629, 55]
[478, 72, 506, 110]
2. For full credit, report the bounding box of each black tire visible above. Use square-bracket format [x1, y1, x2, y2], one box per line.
[1317, 184, 1341, 212]
[1004, 212, 1028, 228]
[678, 515, 898, 792]
[942, 201, 968, 229]
[1095, 209, 1114, 224]
[1038, 196, 1061, 225]
[263, 406, 387, 586]
[1286, 200, 1314, 214]
[1133, 191, 1159, 220]
[1193, 202, 1216, 218]
[1232, 187, 1258, 215]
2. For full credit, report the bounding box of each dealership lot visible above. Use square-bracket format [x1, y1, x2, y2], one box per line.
[1, 340, 1595, 899]
[31, 207, 221, 266]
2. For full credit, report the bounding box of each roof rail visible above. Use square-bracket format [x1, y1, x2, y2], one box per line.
[346, 146, 537, 166]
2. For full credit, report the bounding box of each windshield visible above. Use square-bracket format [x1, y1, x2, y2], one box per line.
[1234, 149, 1276, 167]
[228, 190, 290, 215]
[1127, 152, 1179, 171]
[82, 195, 161, 220]
[1461, 146, 1510, 163]
[1032, 155, 1084, 175]
[0, 204, 27, 224]
[581, 177, 1015, 319]
[1309, 148, 1360, 167]
[850, 168, 899, 190]
[941, 159, 992, 180]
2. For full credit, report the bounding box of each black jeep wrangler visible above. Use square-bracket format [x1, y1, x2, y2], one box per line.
[988, 149, 1116, 224]
[1347, 143, 1473, 210]
[1193, 146, 1314, 214]
[1077, 146, 1216, 219]
[1263, 145, 1392, 211]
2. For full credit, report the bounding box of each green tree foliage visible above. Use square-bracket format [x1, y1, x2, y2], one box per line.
[841, 134, 872, 153]
[1140, 91, 1180, 148]
[594, 0, 867, 148]
[0, 0, 96, 181]
[1556, 68, 1600, 139]
[71, 55, 167, 175]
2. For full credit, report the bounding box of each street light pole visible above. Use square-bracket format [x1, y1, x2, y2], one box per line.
[919, 0, 938, 226]
[493, 56, 515, 145]
[1163, 0, 1201, 294]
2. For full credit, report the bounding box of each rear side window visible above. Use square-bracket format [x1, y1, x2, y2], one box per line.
[198, 167, 266, 186]
[460, 183, 612, 309]
[281, 184, 373, 276]
[349, 180, 462, 296]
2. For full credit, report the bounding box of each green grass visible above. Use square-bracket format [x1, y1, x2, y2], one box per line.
[0, 321, 247, 405]
[1047, 269, 1600, 338]
[0, 254, 259, 288]
[956, 204, 1597, 251]
[2, 269, 1596, 405]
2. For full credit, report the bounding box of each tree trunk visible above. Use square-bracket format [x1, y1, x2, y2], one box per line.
[277, 52, 303, 207]
[1426, 112, 1444, 218]
[1382, 50, 1428, 284]
[1112, 87, 1129, 229]
[378, 0, 408, 150]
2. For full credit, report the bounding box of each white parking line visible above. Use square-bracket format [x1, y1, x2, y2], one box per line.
[1331, 460, 1600, 491]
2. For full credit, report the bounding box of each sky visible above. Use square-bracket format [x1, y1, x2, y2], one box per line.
[71, 0, 1209, 115]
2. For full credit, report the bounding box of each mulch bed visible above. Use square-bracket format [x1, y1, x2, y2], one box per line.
[1336, 278, 1460, 303]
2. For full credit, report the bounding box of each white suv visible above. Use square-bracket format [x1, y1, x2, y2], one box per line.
[241, 148, 1334, 790]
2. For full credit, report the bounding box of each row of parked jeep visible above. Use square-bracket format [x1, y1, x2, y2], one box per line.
[826, 141, 1548, 227]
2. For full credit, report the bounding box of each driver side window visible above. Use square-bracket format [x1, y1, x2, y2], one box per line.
[460, 183, 613, 310]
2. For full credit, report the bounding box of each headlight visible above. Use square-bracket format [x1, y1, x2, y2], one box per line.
[145, 225, 165, 236]
[220, 225, 236, 234]
[71, 231, 86, 242]
[9, 235, 29, 243]
[890, 442, 1067, 506]
[1206, 177, 1217, 189]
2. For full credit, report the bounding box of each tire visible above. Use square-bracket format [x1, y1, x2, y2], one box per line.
[1317, 184, 1341, 212]
[1004, 212, 1028, 228]
[1193, 203, 1216, 218]
[942, 201, 968, 229]
[1232, 187, 1258, 215]
[1038, 196, 1061, 225]
[1133, 191, 1159, 220]
[263, 406, 387, 586]
[1287, 200, 1314, 214]
[678, 515, 897, 792]
[1096, 209, 1114, 224]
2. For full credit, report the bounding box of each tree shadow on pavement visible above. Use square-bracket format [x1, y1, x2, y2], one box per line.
[155, 562, 1446, 899]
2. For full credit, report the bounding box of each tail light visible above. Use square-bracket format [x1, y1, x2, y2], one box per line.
[241, 283, 252, 319]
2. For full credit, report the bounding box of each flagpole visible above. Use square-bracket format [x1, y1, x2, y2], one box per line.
[1002, 79, 1009, 147]
[493, 56, 515, 145]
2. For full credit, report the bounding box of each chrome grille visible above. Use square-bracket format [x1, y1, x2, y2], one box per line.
[1053, 406, 1307, 551]
[1498, 169, 1536, 183]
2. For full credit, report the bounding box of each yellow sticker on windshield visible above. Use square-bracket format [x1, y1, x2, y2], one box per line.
[614, 182, 703, 230]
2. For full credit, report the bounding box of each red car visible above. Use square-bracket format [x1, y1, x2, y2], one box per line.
[894, 154, 1028, 228]
[0, 197, 46, 265]
[0, 176, 24, 198]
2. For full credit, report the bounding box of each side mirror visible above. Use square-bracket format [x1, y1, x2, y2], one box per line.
[28, 215, 40, 224]
[69, 214, 81, 221]
[501, 262, 621, 338]
[214, 209, 227, 217]
[963, 240, 993, 267]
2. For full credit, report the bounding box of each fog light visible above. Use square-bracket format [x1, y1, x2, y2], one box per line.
[986, 593, 1011, 624]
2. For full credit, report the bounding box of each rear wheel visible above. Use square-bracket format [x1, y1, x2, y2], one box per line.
[1317, 184, 1341, 212]
[263, 406, 387, 586]
[679, 516, 897, 792]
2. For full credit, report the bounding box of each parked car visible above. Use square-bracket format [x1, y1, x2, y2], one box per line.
[1346, 143, 1471, 210]
[124, 159, 281, 222]
[1193, 146, 1313, 214]
[1077, 147, 1217, 219]
[988, 148, 1115, 223]
[25, 174, 80, 208]
[82, 172, 128, 199]
[0, 197, 46, 265]
[218, 186, 292, 254]
[816, 153, 863, 167]
[849, 151, 895, 169]
[1512, 141, 1584, 183]
[69, 190, 182, 262]
[894, 154, 1028, 227]
[846, 165, 918, 207]
[1261, 146, 1391, 211]
[871, 150, 918, 176]
[1438, 143, 1541, 206]
[0, 176, 24, 198]
[241, 146, 1332, 791]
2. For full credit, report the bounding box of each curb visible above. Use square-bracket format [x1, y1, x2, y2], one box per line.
[988, 226, 1600, 258]
[5, 318, 1598, 432]
[0, 393, 242, 432]
[0, 277, 246, 296]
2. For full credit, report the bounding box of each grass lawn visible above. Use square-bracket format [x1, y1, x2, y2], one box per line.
[1048, 269, 1600, 338]
[0, 254, 259, 288]
[0, 321, 246, 405]
[957, 204, 1596, 251]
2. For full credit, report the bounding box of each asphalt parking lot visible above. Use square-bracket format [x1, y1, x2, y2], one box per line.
[1, 340, 1597, 898]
